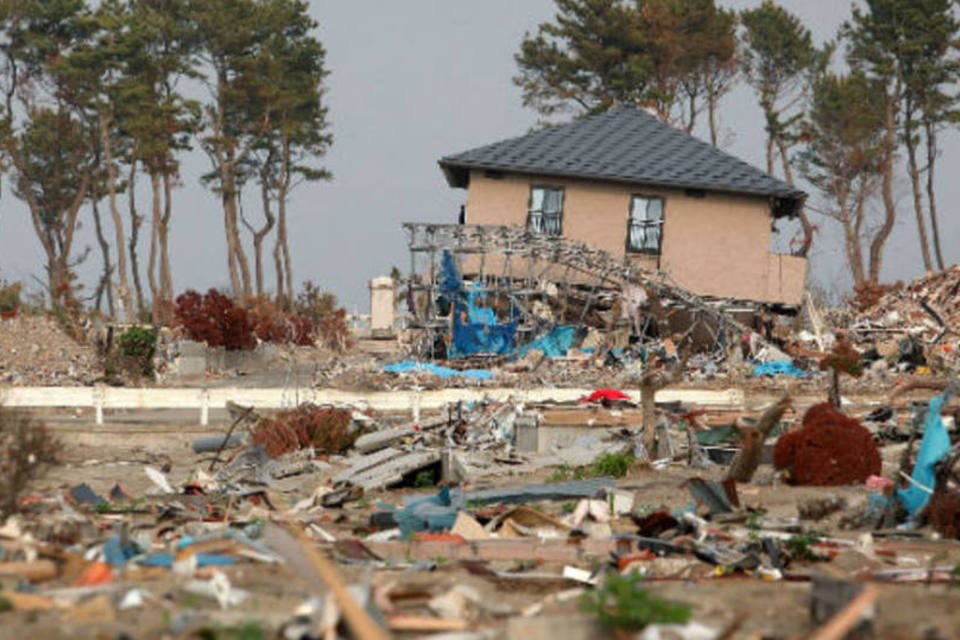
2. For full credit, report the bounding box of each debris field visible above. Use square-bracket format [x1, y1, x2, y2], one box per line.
[2, 251, 960, 639]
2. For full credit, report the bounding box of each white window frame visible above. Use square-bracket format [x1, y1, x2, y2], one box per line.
[527, 186, 564, 236]
[627, 195, 665, 255]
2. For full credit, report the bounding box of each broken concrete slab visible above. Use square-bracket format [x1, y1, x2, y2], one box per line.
[335, 447, 441, 492]
[353, 426, 416, 454]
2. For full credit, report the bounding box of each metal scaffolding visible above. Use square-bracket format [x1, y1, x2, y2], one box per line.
[403, 223, 773, 361]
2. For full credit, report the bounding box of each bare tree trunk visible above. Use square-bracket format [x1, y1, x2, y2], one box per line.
[707, 90, 718, 147]
[159, 170, 174, 324]
[684, 92, 697, 134]
[777, 139, 814, 257]
[128, 160, 146, 319]
[849, 179, 870, 287]
[100, 119, 134, 322]
[725, 395, 791, 483]
[242, 173, 276, 298]
[904, 118, 933, 273]
[278, 137, 294, 309]
[766, 135, 775, 175]
[843, 218, 866, 289]
[148, 169, 161, 325]
[868, 89, 898, 284]
[218, 158, 252, 300]
[90, 197, 114, 314]
[924, 119, 945, 271]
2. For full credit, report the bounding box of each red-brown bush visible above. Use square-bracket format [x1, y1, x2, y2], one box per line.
[928, 490, 960, 539]
[251, 404, 356, 457]
[174, 289, 256, 351]
[773, 403, 880, 486]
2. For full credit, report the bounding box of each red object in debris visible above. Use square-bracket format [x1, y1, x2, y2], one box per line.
[774, 403, 881, 486]
[73, 561, 114, 587]
[579, 389, 632, 404]
[617, 549, 657, 572]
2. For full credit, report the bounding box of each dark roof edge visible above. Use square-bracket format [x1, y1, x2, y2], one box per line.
[438, 158, 807, 207]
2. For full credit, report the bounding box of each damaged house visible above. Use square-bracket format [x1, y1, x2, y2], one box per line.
[438, 106, 807, 306]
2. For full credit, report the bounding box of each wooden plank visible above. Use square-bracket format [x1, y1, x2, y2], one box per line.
[287, 524, 390, 640]
[809, 584, 878, 640]
[364, 538, 622, 564]
[386, 615, 470, 632]
[0, 560, 58, 582]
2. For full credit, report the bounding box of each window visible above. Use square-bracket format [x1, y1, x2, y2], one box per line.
[528, 186, 563, 236]
[627, 195, 664, 254]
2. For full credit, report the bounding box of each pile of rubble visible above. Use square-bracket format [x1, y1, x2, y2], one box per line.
[828, 267, 960, 372]
[0, 315, 101, 386]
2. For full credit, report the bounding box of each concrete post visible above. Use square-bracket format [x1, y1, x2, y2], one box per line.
[200, 389, 210, 426]
[93, 385, 105, 425]
[369, 276, 395, 338]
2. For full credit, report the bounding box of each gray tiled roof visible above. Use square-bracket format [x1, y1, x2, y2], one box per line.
[439, 106, 806, 207]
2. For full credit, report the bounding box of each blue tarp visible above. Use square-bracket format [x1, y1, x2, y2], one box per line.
[752, 360, 808, 378]
[439, 251, 461, 298]
[393, 486, 458, 538]
[897, 393, 950, 516]
[138, 553, 236, 568]
[439, 250, 518, 358]
[384, 360, 494, 380]
[518, 325, 576, 358]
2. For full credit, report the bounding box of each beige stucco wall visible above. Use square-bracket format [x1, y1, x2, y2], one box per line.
[463, 170, 805, 305]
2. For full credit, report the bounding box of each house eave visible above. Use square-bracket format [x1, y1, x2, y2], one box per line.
[438, 159, 807, 216]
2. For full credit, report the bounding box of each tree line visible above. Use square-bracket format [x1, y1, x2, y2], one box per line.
[515, 0, 960, 292]
[0, 0, 330, 323]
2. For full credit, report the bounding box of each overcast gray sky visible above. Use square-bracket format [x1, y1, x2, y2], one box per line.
[0, 0, 956, 311]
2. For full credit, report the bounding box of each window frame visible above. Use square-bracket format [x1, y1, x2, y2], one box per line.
[527, 185, 565, 237]
[625, 194, 665, 256]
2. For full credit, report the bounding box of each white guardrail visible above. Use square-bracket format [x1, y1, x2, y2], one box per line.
[0, 386, 745, 426]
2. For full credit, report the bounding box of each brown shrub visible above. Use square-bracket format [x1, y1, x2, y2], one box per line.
[0, 407, 59, 516]
[251, 404, 356, 457]
[928, 490, 960, 539]
[773, 403, 880, 486]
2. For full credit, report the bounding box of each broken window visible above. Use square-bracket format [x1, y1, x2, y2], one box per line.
[627, 195, 664, 254]
[528, 186, 563, 236]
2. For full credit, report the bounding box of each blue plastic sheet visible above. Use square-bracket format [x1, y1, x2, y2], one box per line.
[450, 283, 516, 357]
[103, 535, 140, 567]
[438, 250, 518, 358]
[138, 553, 236, 568]
[439, 250, 461, 297]
[752, 360, 808, 378]
[383, 360, 494, 380]
[897, 393, 950, 516]
[393, 486, 458, 538]
[518, 325, 576, 358]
